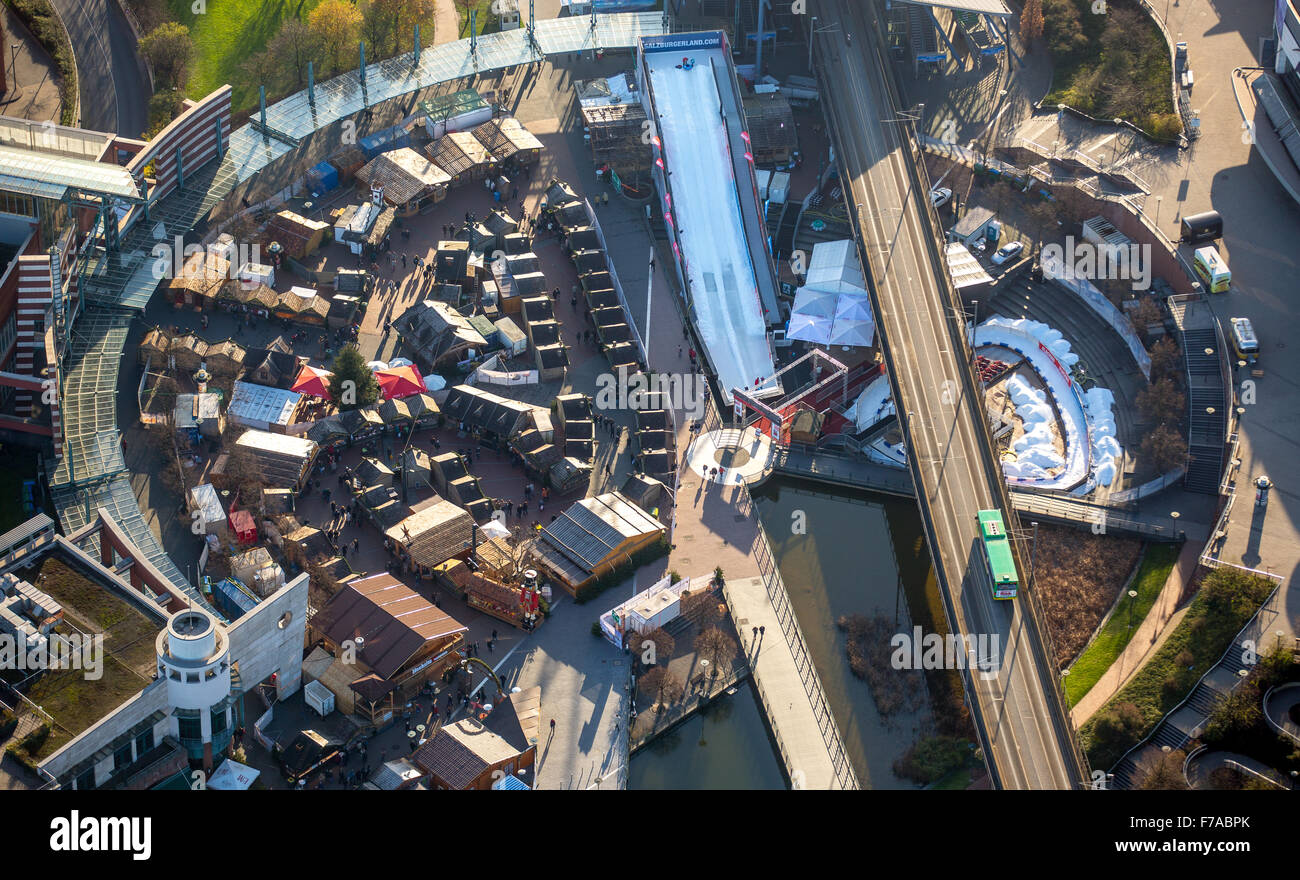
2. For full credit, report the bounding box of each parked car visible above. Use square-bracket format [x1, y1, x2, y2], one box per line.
[991, 241, 1024, 265]
[930, 187, 953, 208]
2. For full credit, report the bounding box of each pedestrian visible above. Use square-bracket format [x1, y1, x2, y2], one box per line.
[550, 718, 556, 733]
[352, 538, 359, 552]
[492, 629, 498, 640]
[402, 253, 407, 268]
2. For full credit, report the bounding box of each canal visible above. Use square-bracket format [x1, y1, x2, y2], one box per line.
[628, 681, 788, 790]
[752, 477, 940, 789]
[628, 476, 942, 789]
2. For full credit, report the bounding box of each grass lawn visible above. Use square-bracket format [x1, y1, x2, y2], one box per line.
[456, 0, 498, 38]
[929, 767, 974, 790]
[167, 0, 325, 112]
[1064, 543, 1180, 707]
[1078, 567, 1276, 770]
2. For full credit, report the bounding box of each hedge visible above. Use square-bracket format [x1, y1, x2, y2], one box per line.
[4, 0, 79, 126]
[574, 537, 671, 604]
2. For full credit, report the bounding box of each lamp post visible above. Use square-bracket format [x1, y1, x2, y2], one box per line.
[1127, 589, 1138, 630]
[808, 16, 816, 72]
[1111, 119, 1123, 169]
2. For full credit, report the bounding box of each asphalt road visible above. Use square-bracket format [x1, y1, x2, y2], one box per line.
[51, 0, 149, 136]
[815, 0, 1077, 789]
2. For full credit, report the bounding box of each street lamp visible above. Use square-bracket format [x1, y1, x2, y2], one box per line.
[9, 44, 19, 92]
[1111, 119, 1123, 169]
[1127, 589, 1138, 630]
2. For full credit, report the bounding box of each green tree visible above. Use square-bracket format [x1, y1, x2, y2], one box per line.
[1091, 701, 1147, 756]
[329, 344, 380, 411]
[139, 22, 195, 90]
[309, 0, 364, 74]
[361, 0, 400, 57]
[1203, 681, 1261, 744]
[1042, 0, 1087, 60]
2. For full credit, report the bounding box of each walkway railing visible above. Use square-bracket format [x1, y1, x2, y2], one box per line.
[1106, 581, 1283, 786]
[744, 504, 860, 790]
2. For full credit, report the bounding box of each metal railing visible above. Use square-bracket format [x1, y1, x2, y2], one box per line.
[1106, 581, 1282, 783]
[743, 507, 860, 790]
[862, 3, 1091, 788]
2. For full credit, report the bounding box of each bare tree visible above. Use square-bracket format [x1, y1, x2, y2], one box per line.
[1136, 748, 1188, 790]
[694, 626, 737, 685]
[637, 628, 675, 667]
[639, 666, 684, 712]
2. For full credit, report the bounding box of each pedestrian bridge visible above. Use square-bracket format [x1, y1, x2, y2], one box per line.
[758, 441, 1191, 540]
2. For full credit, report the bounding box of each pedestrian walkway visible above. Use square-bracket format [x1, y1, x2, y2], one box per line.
[723, 575, 850, 789]
[1070, 541, 1200, 725]
[495, 596, 630, 789]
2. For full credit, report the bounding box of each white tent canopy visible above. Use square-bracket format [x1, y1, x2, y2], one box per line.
[805, 239, 867, 293]
[790, 286, 837, 318]
[787, 240, 875, 347]
[480, 518, 511, 539]
[208, 759, 260, 790]
[787, 311, 834, 343]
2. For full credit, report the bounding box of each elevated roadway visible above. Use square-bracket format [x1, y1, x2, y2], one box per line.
[812, 0, 1084, 789]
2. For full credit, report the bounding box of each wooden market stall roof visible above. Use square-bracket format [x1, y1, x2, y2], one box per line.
[425, 130, 493, 178]
[357, 148, 452, 205]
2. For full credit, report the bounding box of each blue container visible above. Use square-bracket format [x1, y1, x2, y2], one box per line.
[309, 161, 339, 192]
[359, 125, 410, 159]
[212, 577, 258, 621]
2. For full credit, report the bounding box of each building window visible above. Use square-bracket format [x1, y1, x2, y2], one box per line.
[211, 707, 228, 736]
[135, 728, 155, 756]
[178, 715, 202, 742]
[75, 767, 95, 791]
[113, 742, 134, 771]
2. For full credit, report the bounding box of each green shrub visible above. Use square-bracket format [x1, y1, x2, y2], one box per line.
[574, 537, 671, 604]
[893, 736, 972, 784]
[0, 710, 17, 741]
[590, 621, 602, 637]
[4, 0, 79, 125]
[19, 722, 49, 755]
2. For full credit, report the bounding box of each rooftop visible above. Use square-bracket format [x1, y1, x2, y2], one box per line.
[13, 555, 167, 761]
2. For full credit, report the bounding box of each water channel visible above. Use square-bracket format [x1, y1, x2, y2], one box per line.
[630, 476, 940, 789]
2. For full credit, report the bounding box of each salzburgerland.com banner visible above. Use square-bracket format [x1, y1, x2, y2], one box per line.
[640, 31, 724, 53]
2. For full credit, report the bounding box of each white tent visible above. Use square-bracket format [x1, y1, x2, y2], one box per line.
[829, 316, 875, 348]
[786, 239, 876, 348]
[208, 759, 260, 790]
[804, 239, 867, 293]
[425, 373, 448, 392]
[790, 286, 838, 318]
[480, 518, 511, 540]
[787, 311, 835, 343]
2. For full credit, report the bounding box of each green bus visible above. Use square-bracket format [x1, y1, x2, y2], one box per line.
[977, 509, 1018, 599]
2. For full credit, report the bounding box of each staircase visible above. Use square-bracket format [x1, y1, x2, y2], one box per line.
[1181, 328, 1226, 494]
